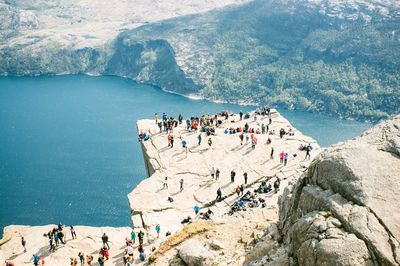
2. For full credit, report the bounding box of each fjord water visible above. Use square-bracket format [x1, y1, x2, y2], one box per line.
[0, 75, 370, 234]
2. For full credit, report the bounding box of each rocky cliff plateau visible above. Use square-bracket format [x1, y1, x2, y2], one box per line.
[1, 111, 399, 265]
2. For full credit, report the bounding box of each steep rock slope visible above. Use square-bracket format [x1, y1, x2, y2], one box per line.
[278, 114, 400, 265]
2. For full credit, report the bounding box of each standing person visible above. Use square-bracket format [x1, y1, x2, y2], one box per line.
[194, 205, 200, 217]
[279, 151, 285, 164]
[210, 167, 215, 179]
[58, 229, 65, 244]
[243, 172, 248, 185]
[270, 147, 274, 159]
[240, 184, 244, 195]
[130, 230, 136, 244]
[180, 179, 184, 192]
[284, 152, 288, 166]
[207, 137, 212, 147]
[155, 224, 161, 238]
[49, 238, 55, 252]
[181, 139, 188, 153]
[239, 133, 244, 145]
[33, 254, 39, 266]
[170, 135, 174, 148]
[70, 225, 77, 239]
[245, 134, 250, 144]
[100, 246, 109, 261]
[216, 187, 222, 202]
[158, 121, 162, 133]
[138, 231, 144, 245]
[78, 251, 85, 265]
[215, 168, 220, 180]
[154, 113, 158, 124]
[101, 233, 110, 250]
[126, 244, 134, 262]
[163, 176, 168, 189]
[167, 134, 172, 147]
[305, 143, 313, 159]
[230, 170, 236, 183]
[197, 134, 202, 145]
[54, 230, 59, 246]
[21, 237, 26, 252]
[239, 111, 243, 120]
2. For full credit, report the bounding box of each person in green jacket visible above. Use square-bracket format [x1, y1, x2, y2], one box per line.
[130, 230, 136, 244]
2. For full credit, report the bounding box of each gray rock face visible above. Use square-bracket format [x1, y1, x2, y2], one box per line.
[178, 239, 215, 266]
[279, 115, 400, 265]
[0, 3, 19, 39]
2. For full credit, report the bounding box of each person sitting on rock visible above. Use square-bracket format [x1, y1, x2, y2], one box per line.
[86, 255, 93, 265]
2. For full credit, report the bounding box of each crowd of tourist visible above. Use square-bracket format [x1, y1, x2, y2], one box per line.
[4, 108, 315, 266]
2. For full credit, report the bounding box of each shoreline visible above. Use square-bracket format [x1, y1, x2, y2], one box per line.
[0, 73, 378, 123]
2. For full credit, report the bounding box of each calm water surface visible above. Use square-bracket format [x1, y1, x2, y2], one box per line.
[0, 75, 371, 235]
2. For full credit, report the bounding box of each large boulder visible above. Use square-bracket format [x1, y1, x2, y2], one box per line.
[279, 115, 400, 265]
[178, 239, 216, 266]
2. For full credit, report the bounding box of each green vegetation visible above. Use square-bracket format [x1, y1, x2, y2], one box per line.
[123, 0, 400, 121]
[1, 0, 399, 121]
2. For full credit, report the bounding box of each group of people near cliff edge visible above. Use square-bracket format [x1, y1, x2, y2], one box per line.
[9, 224, 152, 266]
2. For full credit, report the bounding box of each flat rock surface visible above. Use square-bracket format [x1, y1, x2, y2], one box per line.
[131, 109, 320, 244]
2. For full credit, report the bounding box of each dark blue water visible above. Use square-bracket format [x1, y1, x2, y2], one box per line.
[0, 75, 371, 235]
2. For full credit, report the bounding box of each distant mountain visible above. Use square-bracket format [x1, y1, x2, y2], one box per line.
[1, 0, 399, 121]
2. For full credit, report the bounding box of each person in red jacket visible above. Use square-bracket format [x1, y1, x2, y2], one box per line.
[279, 151, 285, 164]
[100, 246, 109, 260]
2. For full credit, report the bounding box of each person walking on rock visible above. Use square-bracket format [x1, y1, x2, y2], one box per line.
[33, 254, 39, 266]
[102, 233, 110, 249]
[155, 224, 161, 238]
[216, 187, 222, 202]
[21, 237, 26, 252]
[279, 151, 285, 164]
[305, 143, 313, 159]
[215, 168, 220, 180]
[180, 179, 184, 192]
[70, 225, 77, 239]
[194, 204, 200, 217]
[230, 170, 236, 183]
[163, 176, 168, 189]
[78, 251, 85, 265]
[138, 231, 144, 245]
[131, 230, 136, 244]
